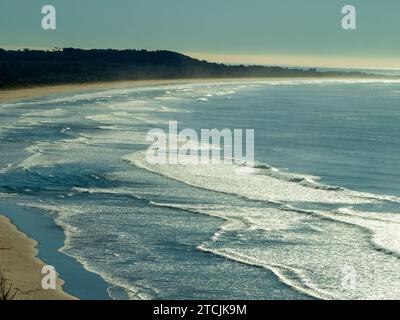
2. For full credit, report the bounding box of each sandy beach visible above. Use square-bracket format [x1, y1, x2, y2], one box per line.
[0, 78, 259, 103]
[0, 80, 180, 103]
[0, 215, 76, 300]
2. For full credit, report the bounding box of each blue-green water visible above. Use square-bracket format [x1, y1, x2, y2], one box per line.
[0, 79, 399, 299]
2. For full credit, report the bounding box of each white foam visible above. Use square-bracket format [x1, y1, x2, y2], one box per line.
[21, 108, 66, 118]
[21, 201, 150, 300]
[332, 207, 400, 257]
[187, 201, 400, 299]
[72, 187, 145, 200]
[86, 112, 167, 126]
[0, 192, 15, 198]
[124, 150, 375, 204]
[197, 245, 332, 300]
[18, 137, 94, 170]
[0, 163, 13, 174]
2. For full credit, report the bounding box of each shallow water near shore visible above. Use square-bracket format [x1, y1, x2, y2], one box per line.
[1, 79, 400, 299]
[0, 201, 111, 300]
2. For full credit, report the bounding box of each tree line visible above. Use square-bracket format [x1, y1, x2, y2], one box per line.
[0, 48, 376, 88]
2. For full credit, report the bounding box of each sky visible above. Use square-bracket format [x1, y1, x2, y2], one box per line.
[1, 0, 399, 68]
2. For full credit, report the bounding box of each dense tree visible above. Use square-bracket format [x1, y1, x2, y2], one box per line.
[0, 48, 378, 89]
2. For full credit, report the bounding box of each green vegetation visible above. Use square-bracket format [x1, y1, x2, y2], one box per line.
[0, 48, 382, 89]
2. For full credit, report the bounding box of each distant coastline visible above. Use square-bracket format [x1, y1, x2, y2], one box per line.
[1, 48, 398, 91]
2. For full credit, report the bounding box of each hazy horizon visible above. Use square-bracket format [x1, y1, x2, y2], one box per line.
[1, 0, 400, 69]
[2, 45, 400, 72]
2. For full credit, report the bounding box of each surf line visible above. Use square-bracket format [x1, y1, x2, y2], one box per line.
[145, 120, 255, 166]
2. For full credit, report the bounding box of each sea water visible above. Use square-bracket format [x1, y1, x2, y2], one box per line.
[0, 79, 399, 299]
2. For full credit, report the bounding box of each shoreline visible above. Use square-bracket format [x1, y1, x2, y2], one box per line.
[0, 215, 76, 300]
[0, 78, 252, 103]
[0, 202, 112, 300]
[0, 76, 393, 103]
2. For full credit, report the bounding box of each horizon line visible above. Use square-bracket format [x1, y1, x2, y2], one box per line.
[1, 45, 399, 71]
[185, 51, 400, 71]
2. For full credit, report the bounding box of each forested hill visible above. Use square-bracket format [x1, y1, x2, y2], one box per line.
[0, 48, 385, 88]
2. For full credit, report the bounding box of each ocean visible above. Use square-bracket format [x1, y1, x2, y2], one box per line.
[0, 79, 399, 300]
